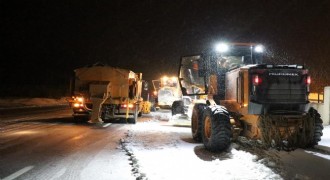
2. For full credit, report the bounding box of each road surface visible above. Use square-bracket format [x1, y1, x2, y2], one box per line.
[0, 107, 135, 180]
[1, 107, 330, 180]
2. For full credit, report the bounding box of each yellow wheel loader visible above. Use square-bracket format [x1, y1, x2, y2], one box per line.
[172, 43, 323, 151]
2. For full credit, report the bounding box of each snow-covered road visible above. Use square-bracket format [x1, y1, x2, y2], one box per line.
[125, 123, 281, 180]
[1, 98, 330, 180]
[119, 110, 330, 180]
[122, 120, 282, 180]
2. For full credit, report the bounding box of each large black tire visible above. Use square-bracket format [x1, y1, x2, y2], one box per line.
[73, 116, 89, 122]
[201, 106, 232, 152]
[129, 105, 138, 124]
[307, 107, 323, 147]
[150, 106, 156, 112]
[171, 100, 184, 116]
[191, 103, 207, 142]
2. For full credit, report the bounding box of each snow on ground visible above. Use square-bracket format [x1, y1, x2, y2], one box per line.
[305, 150, 330, 160]
[2, 98, 330, 179]
[153, 108, 330, 149]
[1, 97, 329, 148]
[149, 109, 173, 121]
[319, 125, 330, 147]
[122, 112, 282, 180]
[0, 97, 68, 108]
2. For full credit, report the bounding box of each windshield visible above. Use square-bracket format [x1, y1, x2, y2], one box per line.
[218, 44, 263, 65]
[152, 80, 161, 91]
[178, 44, 263, 96]
[160, 77, 178, 88]
[179, 55, 207, 95]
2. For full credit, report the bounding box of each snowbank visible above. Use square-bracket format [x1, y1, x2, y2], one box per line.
[319, 125, 330, 147]
[0, 97, 68, 108]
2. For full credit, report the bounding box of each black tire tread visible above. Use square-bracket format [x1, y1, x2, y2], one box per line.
[172, 100, 184, 116]
[192, 103, 207, 142]
[202, 106, 232, 152]
[308, 108, 323, 146]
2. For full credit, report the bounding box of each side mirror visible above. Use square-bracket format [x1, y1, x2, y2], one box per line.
[143, 81, 148, 91]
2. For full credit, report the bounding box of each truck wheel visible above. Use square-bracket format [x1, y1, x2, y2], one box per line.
[132, 115, 137, 124]
[307, 107, 323, 147]
[150, 106, 156, 112]
[192, 103, 207, 142]
[128, 114, 137, 124]
[132, 110, 138, 124]
[73, 116, 89, 122]
[128, 105, 138, 124]
[132, 105, 139, 124]
[202, 106, 231, 152]
[171, 100, 184, 116]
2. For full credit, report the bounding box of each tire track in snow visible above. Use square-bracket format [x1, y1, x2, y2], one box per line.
[120, 130, 148, 180]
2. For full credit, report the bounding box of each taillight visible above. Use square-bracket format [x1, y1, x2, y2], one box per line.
[306, 76, 311, 85]
[121, 104, 134, 109]
[252, 75, 261, 86]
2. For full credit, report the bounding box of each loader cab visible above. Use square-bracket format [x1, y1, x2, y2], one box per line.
[178, 43, 265, 98]
[178, 55, 208, 96]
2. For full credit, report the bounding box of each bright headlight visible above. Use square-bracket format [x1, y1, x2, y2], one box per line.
[76, 97, 84, 102]
[215, 43, 229, 53]
[254, 45, 264, 53]
[73, 103, 81, 108]
[171, 76, 177, 82]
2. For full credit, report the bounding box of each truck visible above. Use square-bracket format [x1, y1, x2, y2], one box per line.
[173, 42, 323, 151]
[68, 63, 143, 124]
[152, 76, 182, 109]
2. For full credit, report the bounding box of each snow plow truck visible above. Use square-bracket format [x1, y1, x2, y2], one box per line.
[68, 63, 145, 124]
[172, 42, 323, 151]
[152, 76, 182, 109]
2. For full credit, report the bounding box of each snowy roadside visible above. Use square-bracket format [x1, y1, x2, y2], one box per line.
[121, 110, 330, 180]
[0, 97, 68, 109]
[152, 110, 330, 151]
[121, 117, 283, 180]
[314, 125, 330, 155]
[0, 98, 70, 121]
[318, 125, 330, 147]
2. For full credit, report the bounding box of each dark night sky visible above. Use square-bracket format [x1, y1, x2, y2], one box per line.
[1, 0, 330, 96]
